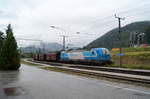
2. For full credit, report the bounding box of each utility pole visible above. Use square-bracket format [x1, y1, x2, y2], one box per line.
[115, 14, 125, 67]
[40, 41, 46, 53]
[61, 35, 68, 51]
[50, 26, 69, 51]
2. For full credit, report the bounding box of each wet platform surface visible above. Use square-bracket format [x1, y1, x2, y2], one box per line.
[0, 64, 150, 99]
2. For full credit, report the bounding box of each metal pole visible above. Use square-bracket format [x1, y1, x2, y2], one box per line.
[63, 36, 65, 51]
[61, 35, 68, 51]
[20, 47, 21, 55]
[137, 34, 140, 47]
[115, 14, 125, 67]
[119, 18, 122, 67]
[42, 42, 45, 53]
[50, 26, 69, 51]
[129, 33, 133, 47]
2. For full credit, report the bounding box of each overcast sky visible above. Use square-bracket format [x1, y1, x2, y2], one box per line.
[0, 0, 150, 47]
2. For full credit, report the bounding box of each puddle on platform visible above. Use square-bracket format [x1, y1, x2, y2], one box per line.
[4, 87, 26, 96]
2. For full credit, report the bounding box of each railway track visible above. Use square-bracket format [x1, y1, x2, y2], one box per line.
[30, 60, 150, 76]
[25, 60, 150, 84]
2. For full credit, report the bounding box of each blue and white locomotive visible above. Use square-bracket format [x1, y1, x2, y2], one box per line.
[60, 48, 111, 64]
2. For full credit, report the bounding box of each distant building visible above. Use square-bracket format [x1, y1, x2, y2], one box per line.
[140, 44, 149, 48]
[111, 48, 120, 51]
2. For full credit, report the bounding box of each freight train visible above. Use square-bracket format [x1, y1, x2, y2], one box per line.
[33, 48, 112, 65]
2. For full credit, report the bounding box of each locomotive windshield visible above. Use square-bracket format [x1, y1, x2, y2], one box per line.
[102, 48, 110, 54]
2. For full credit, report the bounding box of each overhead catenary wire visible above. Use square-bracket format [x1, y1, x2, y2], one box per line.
[16, 38, 42, 42]
[50, 1, 150, 36]
[68, 1, 150, 33]
[18, 0, 150, 48]
[50, 7, 150, 46]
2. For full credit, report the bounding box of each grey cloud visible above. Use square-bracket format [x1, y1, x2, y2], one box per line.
[0, 0, 149, 47]
[0, 10, 18, 19]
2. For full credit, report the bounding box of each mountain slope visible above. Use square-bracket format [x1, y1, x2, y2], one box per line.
[21, 42, 62, 53]
[86, 21, 150, 49]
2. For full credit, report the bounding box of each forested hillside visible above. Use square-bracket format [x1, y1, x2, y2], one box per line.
[86, 21, 150, 49]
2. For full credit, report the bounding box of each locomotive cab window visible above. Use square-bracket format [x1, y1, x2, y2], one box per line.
[92, 51, 95, 55]
[102, 49, 109, 54]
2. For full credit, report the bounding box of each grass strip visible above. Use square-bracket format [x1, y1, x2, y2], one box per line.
[109, 63, 150, 70]
[21, 60, 41, 66]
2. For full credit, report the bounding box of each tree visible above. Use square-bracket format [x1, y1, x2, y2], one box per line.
[0, 31, 4, 50]
[0, 31, 5, 68]
[0, 24, 20, 70]
[145, 27, 150, 44]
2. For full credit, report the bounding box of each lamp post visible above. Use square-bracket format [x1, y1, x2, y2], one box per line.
[50, 26, 93, 51]
[50, 26, 69, 51]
